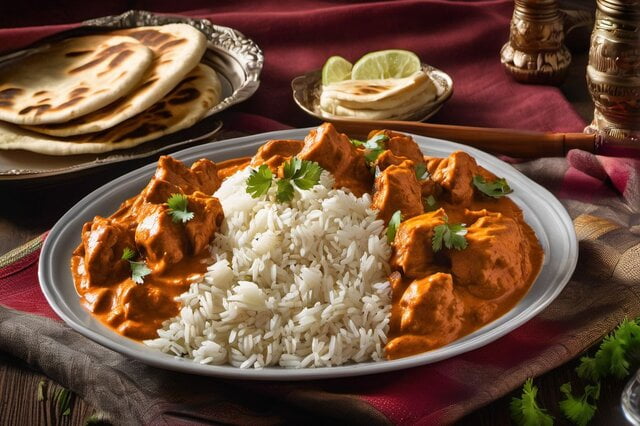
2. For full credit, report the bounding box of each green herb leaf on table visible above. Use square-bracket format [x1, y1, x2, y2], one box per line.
[37, 379, 46, 402]
[559, 382, 600, 426]
[167, 193, 194, 224]
[386, 210, 402, 242]
[415, 163, 429, 180]
[510, 378, 554, 426]
[121, 247, 151, 284]
[432, 219, 468, 252]
[54, 387, 73, 417]
[473, 175, 513, 198]
[246, 164, 273, 198]
[423, 195, 438, 211]
[576, 318, 640, 382]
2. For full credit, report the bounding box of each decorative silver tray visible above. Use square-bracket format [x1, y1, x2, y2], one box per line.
[0, 10, 263, 181]
[291, 64, 453, 123]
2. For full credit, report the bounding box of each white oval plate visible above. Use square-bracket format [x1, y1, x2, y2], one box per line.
[39, 128, 577, 381]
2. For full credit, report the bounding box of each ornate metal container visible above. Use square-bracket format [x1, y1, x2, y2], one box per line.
[585, 0, 640, 145]
[501, 0, 592, 85]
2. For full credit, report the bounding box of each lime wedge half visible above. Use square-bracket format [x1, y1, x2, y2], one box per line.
[322, 56, 353, 85]
[351, 49, 421, 80]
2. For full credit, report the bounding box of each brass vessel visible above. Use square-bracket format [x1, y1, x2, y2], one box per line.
[501, 0, 593, 85]
[585, 0, 640, 146]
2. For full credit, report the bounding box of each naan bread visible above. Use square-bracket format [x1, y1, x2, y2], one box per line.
[0, 64, 221, 155]
[320, 85, 436, 120]
[26, 24, 207, 137]
[0, 35, 153, 125]
[320, 72, 437, 111]
[320, 71, 431, 104]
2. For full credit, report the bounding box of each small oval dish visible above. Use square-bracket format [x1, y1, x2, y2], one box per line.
[292, 64, 453, 123]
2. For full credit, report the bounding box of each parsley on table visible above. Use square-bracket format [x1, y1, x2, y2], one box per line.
[121, 247, 151, 284]
[246, 164, 273, 198]
[510, 379, 554, 426]
[54, 387, 73, 417]
[576, 318, 640, 381]
[473, 175, 513, 198]
[559, 382, 600, 426]
[167, 193, 194, 223]
[386, 210, 402, 242]
[432, 218, 467, 252]
[415, 163, 429, 180]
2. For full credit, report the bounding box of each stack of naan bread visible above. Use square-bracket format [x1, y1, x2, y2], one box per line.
[319, 70, 437, 120]
[0, 24, 222, 155]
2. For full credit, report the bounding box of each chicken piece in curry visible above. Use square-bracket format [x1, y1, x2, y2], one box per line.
[72, 156, 224, 339]
[71, 123, 542, 360]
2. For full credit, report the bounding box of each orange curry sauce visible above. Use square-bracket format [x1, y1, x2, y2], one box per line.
[71, 123, 542, 359]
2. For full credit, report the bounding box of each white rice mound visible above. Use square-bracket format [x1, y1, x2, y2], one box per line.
[144, 167, 392, 368]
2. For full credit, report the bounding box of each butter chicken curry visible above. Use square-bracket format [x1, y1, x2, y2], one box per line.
[71, 123, 543, 359]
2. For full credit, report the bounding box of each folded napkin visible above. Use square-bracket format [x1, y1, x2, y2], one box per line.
[2, 1, 638, 425]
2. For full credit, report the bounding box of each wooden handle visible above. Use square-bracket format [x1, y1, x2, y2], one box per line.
[329, 119, 597, 158]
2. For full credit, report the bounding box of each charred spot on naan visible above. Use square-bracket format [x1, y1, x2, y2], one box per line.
[68, 42, 135, 74]
[126, 29, 173, 47]
[64, 50, 92, 58]
[0, 88, 23, 107]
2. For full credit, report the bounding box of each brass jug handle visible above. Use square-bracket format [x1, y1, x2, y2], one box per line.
[559, 8, 594, 35]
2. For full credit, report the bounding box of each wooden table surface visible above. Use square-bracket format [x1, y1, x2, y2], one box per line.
[1, 9, 632, 425]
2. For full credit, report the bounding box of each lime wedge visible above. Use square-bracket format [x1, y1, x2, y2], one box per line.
[322, 56, 353, 85]
[351, 49, 421, 80]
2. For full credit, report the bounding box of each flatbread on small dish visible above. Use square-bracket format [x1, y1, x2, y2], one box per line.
[26, 24, 207, 137]
[0, 64, 221, 155]
[320, 71, 436, 112]
[0, 35, 153, 125]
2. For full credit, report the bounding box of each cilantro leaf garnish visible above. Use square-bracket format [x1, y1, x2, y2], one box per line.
[277, 157, 323, 200]
[121, 247, 136, 262]
[121, 247, 151, 284]
[246, 164, 273, 198]
[559, 382, 600, 426]
[432, 218, 468, 252]
[285, 157, 323, 190]
[353, 133, 389, 165]
[415, 163, 429, 180]
[167, 193, 194, 223]
[363, 134, 389, 150]
[386, 210, 402, 242]
[276, 179, 295, 202]
[349, 138, 365, 147]
[510, 379, 554, 426]
[473, 175, 513, 198]
[423, 195, 438, 211]
[130, 261, 152, 284]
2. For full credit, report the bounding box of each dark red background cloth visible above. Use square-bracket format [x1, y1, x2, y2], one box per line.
[0, 0, 586, 133]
